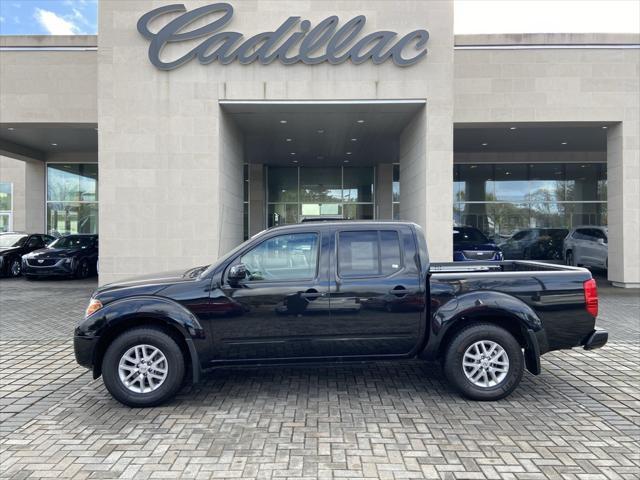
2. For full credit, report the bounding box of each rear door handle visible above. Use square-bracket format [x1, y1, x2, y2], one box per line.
[389, 288, 414, 296]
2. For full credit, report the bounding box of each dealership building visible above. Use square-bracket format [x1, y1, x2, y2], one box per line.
[0, 0, 638, 287]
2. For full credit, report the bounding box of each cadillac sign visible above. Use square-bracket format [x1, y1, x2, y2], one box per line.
[137, 3, 429, 70]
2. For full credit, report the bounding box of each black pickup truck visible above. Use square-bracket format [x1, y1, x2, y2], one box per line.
[75, 221, 607, 407]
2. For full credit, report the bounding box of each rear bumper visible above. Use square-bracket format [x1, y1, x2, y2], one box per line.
[583, 328, 608, 350]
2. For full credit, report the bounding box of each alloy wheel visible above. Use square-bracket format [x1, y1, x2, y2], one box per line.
[462, 340, 510, 388]
[118, 344, 168, 394]
[10, 259, 21, 277]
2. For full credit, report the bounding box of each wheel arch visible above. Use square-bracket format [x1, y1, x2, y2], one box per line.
[426, 291, 545, 375]
[91, 315, 200, 383]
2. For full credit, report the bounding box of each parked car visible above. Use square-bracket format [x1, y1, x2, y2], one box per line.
[453, 226, 503, 261]
[22, 234, 98, 279]
[499, 228, 569, 261]
[0, 232, 55, 277]
[564, 226, 608, 269]
[74, 221, 607, 407]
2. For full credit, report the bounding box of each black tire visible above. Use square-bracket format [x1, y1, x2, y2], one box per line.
[102, 327, 185, 407]
[443, 323, 524, 401]
[8, 257, 22, 277]
[75, 259, 90, 279]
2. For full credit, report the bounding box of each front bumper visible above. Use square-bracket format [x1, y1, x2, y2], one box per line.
[583, 328, 608, 350]
[74, 334, 98, 369]
[22, 258, 74, 276]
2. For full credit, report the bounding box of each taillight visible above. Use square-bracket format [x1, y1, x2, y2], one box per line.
[583, 278, 598, 317]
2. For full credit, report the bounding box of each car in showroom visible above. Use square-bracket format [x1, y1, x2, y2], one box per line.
[499, 228, 569, 261]
[453, 226, 503, 261]
[22, 234, 99, 279]
[563, 226, 608, 270]
[0, 232, 56, 277]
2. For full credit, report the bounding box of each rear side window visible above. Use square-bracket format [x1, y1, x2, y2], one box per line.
[338, 230, 402, 278]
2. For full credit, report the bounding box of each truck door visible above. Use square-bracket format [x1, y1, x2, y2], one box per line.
[328, 226, 425, 357]
[213, 230, 332, 361]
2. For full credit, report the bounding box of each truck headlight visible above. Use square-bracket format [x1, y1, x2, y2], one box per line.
[85, 298, 103, 317]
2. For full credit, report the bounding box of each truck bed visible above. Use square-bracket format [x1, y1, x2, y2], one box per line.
[430, 260, 580, 274]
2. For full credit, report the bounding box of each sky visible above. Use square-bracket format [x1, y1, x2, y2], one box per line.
[0, 0, 638, 36]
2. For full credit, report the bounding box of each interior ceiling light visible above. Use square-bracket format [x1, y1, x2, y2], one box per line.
[51, 143, 58, 146]
[357, 119, 365, 124]
[509, 127, 517, 130]
[470, 165, 477, 169]
[344, 160, 350, 163]
[481, 143, 488, 146]
[7, 127, 15, 131]
[346, 152, 352, 155]
[351, 138, 357, 142]
[290, 152, 296, 155]
[317, 129, 325, 134]
[293, 160, 298, 163]
[602, 126, 608, 129]
[280, 120, 287, 124]
[286, 138, 292, 142]
[561, 141, 568, 145]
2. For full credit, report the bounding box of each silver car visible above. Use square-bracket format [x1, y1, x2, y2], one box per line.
[563, 226, 608, 269]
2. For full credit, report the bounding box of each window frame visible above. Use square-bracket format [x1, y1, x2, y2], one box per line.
[336, 228, 404, 280]
[228, 231, 321, 284]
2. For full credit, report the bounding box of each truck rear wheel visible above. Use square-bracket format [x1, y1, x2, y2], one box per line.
[102, 327, 185, 407]
[443, 323, 524, 401]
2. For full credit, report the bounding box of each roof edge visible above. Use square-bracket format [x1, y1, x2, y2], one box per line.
[0, 35, 98, 48]
[455, 33, 640, 47]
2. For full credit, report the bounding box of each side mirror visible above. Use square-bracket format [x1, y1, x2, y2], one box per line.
[597, 238, 606, 246]
[228, 263, 247, 282]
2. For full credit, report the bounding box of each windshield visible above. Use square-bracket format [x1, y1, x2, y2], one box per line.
[49, 236, 94, 249]
[0, 234, 27, 248]
[453, 227, 489, 244]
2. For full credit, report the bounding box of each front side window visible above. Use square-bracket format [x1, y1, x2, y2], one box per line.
[338, 230, 402, 278]
[239, 233, 319, 282]
[0, 234, 26, 248]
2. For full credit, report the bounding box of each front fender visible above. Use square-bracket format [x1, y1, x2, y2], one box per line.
[422, 291, 546, 373]
[75, 295, 206, 339]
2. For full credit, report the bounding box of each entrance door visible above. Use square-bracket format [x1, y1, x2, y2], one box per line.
[213, 230, 332, 361]
[328, 225, 424, 357]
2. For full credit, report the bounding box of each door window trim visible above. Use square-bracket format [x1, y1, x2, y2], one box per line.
[336, 228, 405, 280]
[226, 231, 321, 284]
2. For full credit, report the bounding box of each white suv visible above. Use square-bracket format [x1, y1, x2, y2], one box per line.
[563, 226, 608, 269]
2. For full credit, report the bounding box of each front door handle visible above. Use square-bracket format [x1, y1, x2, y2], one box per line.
[300, 289, 326, 300]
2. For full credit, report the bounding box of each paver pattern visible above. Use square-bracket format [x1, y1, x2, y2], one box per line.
[0, 275, 638, 479]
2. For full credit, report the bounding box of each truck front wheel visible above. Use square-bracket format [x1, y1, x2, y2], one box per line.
[102, 327, 185, 407]
[443, 323, 524, 401]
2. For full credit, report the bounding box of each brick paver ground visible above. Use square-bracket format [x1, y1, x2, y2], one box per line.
[0, 274, 638, 479]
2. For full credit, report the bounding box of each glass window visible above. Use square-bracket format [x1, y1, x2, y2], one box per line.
[338, 231, 379, 277]
[343, 167, 374, 203]
[457, 164, 494, 201]
[47, 164, 98, 201]
[392, 164, 400, 203]
[0, 182, 12, 211]
[47, 202, 98, 236]
[300, 168, 342, 203]
[566, 164, 603, 201]
[380, 230, 402, 275]
[49, 235, 95, 249]
[528, 164, 565, 202]
[268, 204, 298, 227]
[239, 233, 319, 282]
[0, 234, 27, 248]
[267, 167, 297, 203]
[344, 204, 373, 220]
[453, 227, 489, 243]
[494, 164, 527, 202]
